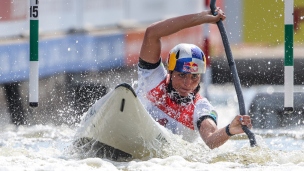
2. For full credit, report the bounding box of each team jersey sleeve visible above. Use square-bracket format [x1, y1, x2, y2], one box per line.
[193, 98, 218, 130]
[136, 59, 167, 95]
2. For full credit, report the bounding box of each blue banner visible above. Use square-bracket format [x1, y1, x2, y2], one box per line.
[0, 33, 125, 84]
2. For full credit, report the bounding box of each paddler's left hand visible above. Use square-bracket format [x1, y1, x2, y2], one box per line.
[229, 115, 252, 135]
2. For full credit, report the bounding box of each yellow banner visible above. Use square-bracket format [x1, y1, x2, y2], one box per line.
[243, 0, 304, 44]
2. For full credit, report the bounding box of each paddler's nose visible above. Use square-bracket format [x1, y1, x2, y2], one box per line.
[183, 74, 192, 86]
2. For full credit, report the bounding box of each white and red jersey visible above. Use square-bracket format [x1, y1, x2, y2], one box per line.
[137, 62, 217, 142]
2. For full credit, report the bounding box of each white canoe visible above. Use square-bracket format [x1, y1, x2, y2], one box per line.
[74, 83, 171, 160]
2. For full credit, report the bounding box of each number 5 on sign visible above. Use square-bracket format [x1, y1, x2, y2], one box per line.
[29, 0, 39, 107]
[30, 0, 38, 18]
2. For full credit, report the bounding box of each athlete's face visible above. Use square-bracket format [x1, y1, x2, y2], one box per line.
[171, 71, 201, 97]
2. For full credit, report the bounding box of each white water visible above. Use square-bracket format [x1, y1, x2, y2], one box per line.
[1, 123, 304, 170]
[1, 85, 304, 171]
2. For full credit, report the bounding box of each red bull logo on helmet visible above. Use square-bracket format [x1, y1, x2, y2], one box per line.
[182, 61, 198, 73]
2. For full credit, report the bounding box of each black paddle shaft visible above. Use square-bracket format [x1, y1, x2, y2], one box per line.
[210, 0, 257, 147]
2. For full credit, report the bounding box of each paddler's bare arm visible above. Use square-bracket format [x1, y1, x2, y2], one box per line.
[199, 115, 252, 149]
[139, 8, 226, 64]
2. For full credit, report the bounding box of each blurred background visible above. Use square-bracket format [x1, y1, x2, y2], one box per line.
[0, 0, 303, 126]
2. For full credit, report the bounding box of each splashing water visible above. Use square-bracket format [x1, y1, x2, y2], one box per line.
[2, 84, 304, 170]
